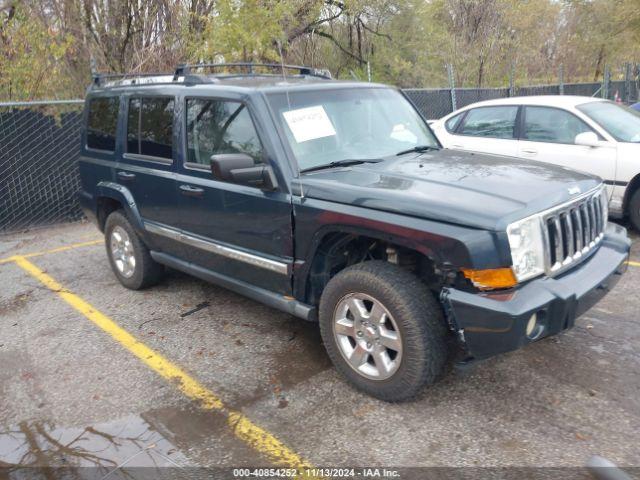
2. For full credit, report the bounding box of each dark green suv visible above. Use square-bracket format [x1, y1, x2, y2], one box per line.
[78, 63, 630, 401]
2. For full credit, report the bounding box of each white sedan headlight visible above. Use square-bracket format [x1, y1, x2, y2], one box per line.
[506, 215, 546, 282]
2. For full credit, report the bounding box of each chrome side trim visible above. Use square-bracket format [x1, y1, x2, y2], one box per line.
[145, 222, 181, 241]
[144, 222, 289, 275]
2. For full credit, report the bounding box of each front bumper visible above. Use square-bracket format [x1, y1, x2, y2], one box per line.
[442, 223, 630, 360]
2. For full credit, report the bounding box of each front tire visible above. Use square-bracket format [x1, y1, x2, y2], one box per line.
[319, 261, 448, 402]
[628, 189, 640, 232]
[104, 211, 164, 290]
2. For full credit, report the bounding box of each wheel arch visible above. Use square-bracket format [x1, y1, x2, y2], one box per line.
[295, 224, 461, 307]
[622, 173, 640, 216]
[95, 182, 145, 233]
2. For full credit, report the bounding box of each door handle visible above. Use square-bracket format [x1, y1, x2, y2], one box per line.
[117, 171, 136, 181]
[179, 184, 204, 198]
[521, 149, 538, 155]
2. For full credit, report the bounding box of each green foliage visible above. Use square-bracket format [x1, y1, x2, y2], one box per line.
[187, 0, 297, 63]
[1, 0, 639, 101]
[0, 8, 79, 100]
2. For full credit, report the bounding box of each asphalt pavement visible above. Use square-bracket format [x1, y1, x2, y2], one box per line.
[0, 221, 638, 479]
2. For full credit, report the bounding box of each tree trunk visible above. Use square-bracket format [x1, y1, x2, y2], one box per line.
[594, 44, 605, 81]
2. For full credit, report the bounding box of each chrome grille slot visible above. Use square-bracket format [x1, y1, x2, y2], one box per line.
[543, 188, 607, 275]
[563, 212, 574, 257]
[580, 203, 590, 246]
[586, 199, 595, 242]
[572, 208, 583, 252]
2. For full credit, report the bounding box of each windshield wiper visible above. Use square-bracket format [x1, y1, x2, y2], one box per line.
[300, 158, 382, 174]
[395, 145, 440, 156]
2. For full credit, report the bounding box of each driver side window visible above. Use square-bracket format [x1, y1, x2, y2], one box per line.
[523, 106, 594, 144]
[185, 98, 264, 168]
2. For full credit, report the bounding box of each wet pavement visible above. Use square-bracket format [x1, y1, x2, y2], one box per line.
[0, 221, 639, 478]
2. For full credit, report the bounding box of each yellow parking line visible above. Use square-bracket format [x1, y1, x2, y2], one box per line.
[0, 239, 103, 265]
[13, 255, 314, 472]
[628, 260, 640, 267]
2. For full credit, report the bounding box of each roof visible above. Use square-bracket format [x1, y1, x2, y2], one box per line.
[456, 95, 607, 110]
[88, 73, 391, 97]
[89, 62, 353, 93]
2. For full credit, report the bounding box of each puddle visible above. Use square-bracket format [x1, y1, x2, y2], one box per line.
[0, 403, 268, 478]
[0, 410, 191, 479]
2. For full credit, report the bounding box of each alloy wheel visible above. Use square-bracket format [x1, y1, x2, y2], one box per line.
[333, 293, 403, 380]
[110, 226, 136, 278]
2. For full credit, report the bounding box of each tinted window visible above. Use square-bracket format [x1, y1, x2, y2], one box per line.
[127, 97, 174, 159]
[87, 97, 119, 151]
[459, 106, 518, 139]
[127, 98, 140, 154]
[524, 106, 592, 144]
[186, 99, 263, 166]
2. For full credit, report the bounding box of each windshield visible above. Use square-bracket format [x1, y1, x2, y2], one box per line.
[577, 101, 640, 143]
[267, 87, 439, 172]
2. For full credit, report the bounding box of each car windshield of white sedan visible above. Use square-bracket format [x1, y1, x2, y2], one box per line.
[577, 101, 640, 143]
[267, 88, 439, 171]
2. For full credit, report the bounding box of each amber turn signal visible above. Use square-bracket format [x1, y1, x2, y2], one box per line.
[461, 267, 518, 290]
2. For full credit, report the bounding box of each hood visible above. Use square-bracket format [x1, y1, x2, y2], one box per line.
[298, 149, 602, 231]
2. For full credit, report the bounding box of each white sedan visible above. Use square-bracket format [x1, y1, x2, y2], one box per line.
[430, 96, 640, 230]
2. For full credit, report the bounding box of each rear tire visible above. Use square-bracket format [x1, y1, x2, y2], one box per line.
[629, 189, 640, 232]
[104, 211, 164, 290]
[319, 261, 448, 402]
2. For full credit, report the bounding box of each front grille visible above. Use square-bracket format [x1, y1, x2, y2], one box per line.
[543, 188, 608, 275]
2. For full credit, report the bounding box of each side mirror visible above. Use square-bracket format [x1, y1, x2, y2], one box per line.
[210, 153, 278, 190]
[574, 132, 600, 148]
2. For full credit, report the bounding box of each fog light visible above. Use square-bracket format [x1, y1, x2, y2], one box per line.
[526, 313, 538, 337]
[525, 312, 545, 340]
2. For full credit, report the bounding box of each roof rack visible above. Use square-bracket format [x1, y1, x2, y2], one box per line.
[91, 71, 215, 88]
[174, 63, 332, 80]
[91, 62, 332, 89]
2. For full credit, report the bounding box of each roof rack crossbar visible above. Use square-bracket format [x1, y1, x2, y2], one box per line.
[91, 62, 332, 89]
[174, 62, 332, 79]
[92, 71, 217, 88]
[92, 72, 170, 87]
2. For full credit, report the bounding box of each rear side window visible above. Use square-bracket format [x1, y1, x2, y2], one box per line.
[523, 106, 593, 144]
[86, 97, 119, 151]
[185, 98, 264, 167]
[458, 106, 518, 139]
[127, 97, 174, 159]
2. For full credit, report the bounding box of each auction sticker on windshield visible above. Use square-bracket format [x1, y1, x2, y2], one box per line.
[283, 105, 336, 143]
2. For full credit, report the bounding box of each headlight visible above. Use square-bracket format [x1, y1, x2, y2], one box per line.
[506, 214, 546, 282]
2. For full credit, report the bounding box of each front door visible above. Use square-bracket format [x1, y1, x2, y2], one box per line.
[517, 106, 617, 196]
[175, 95, 293, 294]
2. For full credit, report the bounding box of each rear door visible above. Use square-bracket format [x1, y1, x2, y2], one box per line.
[116, 94, 182, 256]
[447, 105, 520, 157]
[517, 106, 616, 188]
[81, 96, 119, 196]
[174, 94, 293, 294]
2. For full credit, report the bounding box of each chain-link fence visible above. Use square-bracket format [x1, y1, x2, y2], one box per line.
[1, 73, 639, 233]
[405, 81, 639, 119]
[0, 100, 84, 233]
